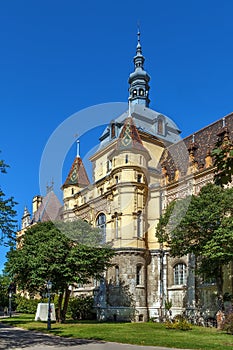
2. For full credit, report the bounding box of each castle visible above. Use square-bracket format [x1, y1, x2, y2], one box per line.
[20, 32, 233, 322]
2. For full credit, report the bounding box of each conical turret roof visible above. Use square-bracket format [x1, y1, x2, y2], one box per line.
[115, 116, 148, 153]
[63, 156, 90, 188]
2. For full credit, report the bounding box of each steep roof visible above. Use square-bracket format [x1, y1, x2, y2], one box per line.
[33, 191, 62, 223]
[115, 116, 148, 153]
[63, 156, 90, 188]
[160, 112, 233, 180]
[98, 104, 181, 151]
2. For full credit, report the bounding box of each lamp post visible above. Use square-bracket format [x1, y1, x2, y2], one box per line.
[46, 280, 52, 330]
[8, 291, 12, 317]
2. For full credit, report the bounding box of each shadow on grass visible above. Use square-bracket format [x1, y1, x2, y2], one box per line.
[0, 323, 104, 350]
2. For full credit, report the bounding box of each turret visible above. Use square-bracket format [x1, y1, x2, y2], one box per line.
[128, 30, 150, 107]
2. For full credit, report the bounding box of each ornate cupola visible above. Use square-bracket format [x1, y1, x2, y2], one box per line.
[128, 30, 150, 107]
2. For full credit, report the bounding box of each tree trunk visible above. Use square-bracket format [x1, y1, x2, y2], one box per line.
[56, 292, 63, 323]
[61, 286, 71, 323]
[216, 265, 224, 309]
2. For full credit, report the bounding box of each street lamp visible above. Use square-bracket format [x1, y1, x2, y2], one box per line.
[46, 280, 52, 330]
[8, 291, 12, 317]
[8, 282, 15, 318]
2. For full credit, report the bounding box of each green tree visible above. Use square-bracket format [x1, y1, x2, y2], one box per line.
[0, 156, 17, 245]
[5, 220, 114, 322]
[212, 129, 233, 186]
[0, 274, 11, 308]
[156, 183, 233, 300]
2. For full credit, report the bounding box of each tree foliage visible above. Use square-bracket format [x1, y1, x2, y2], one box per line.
[5, 220, 114, 322]
[0, 156, 17, 245]
[0, 274, 11, 308]
[212, 130, 233, 186]
[156, 183, 233, 298]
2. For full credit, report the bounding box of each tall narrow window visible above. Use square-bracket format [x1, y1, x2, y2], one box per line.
[139, 88, 144, 96]
[136, 265, 142, 285]
[133, 89, 137, 97]
[125, 154, 128, 164]
[115, 176, 119, 184]
[115, 265, 119, 285]
[174, 263, 187, 285]
[137, 211, 143, 238]
[115, 213, 119, 239]
[158, 117, 164, 135]
[107, 159, 112, 172]
[96, 213, 106, 243]
[137, 174, 142, 183]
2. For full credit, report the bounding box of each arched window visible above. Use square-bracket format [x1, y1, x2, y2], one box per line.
[96, 213, 106, 243]
[137, 211, 143, 238]
[125, 154, 128, 164]
[133, 89, 137, 97]
[136, 264, 143, 285]
[139, 88, 144, 96]
[174, 263, 187, 285]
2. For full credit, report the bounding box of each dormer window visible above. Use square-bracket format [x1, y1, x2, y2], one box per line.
[157, 115, 165, 136]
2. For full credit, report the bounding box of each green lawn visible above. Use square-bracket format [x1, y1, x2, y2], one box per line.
[1, 314, 233, 350]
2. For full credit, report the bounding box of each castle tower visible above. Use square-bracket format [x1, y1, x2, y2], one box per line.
[62, 141, 90, 220]
[128, 30, 150, 107]
[21, 207, 31, 229]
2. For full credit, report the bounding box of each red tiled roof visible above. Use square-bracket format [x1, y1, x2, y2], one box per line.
[33, 191, 62, 222]
[115, 117, 148, 153]
[160, 112, 233, 180]
[63, 156, 90, 188]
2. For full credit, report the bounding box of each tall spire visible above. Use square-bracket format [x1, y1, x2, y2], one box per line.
[128, 29, 150, 107]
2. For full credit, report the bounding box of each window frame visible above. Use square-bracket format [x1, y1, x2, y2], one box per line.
[173, 263, 187, 285]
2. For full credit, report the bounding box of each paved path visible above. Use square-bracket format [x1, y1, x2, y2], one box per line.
[0, 323, 192, 350]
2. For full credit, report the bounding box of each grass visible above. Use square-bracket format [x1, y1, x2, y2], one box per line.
[1, 314, 233, 350]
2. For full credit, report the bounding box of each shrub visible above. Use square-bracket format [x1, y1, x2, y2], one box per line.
[15, 295, 41, 314]
[222, 312, 233, 334]
[68, 295, 96, 320]
[165, 318, 192, 331]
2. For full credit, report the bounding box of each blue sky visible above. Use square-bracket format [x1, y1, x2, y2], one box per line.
[1, 0, 233, 271]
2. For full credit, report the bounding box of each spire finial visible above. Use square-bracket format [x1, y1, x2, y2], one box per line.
[74, 133, 80, 158]
[136, 25, 142, 54]
[137, 25, 140, 44]
[128, 28, 150, 107]
[76, 139, 80, 157]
